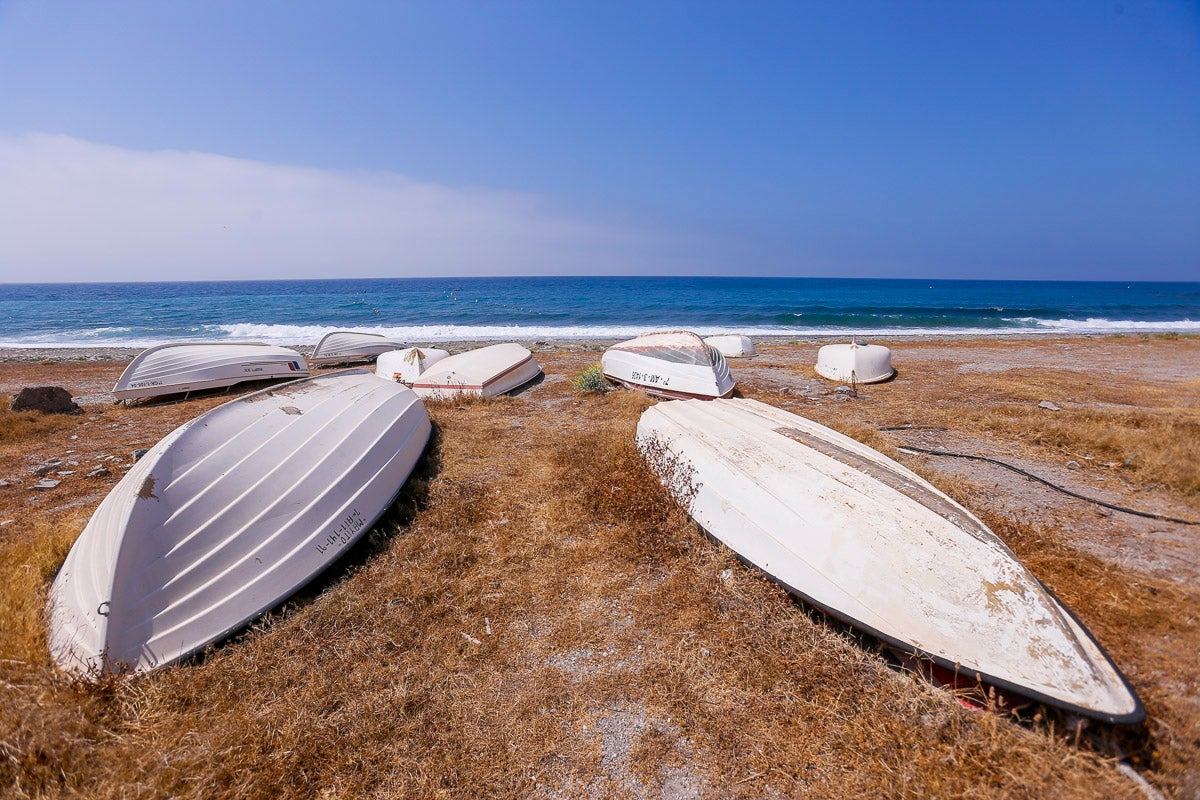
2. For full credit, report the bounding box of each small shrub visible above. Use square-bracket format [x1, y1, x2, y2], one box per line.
[571, 364, 610, 393]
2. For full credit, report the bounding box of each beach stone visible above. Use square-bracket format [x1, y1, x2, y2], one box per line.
[31, 479, 61, 490]
[1037, 400, 1061, 411]
[10, 386, 81, 415]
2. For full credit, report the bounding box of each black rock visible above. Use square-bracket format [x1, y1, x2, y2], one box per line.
[10, 387, 81, 415]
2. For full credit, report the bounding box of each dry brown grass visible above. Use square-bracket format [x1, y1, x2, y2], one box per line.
[1, 342, 1197, 798]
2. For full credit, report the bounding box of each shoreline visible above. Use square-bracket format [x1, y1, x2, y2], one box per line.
[1, 331, 1193, 364]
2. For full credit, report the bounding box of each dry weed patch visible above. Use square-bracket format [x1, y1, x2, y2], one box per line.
[1, 345, 1196, 798]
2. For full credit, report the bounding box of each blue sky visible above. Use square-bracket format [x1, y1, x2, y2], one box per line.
[0, 1, 1197, 281]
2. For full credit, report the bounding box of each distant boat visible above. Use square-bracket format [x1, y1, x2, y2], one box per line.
[375, 347, 451, 384]
[815, 342, 894, 384]
[703, 333, 757, 358]
[47, 369, 431, 676]
[638, 398, 1144, 724]
[112, 342, 309, 403]
[311, 331, 407, 366]
[602, 331, 735, 400]
[411, 343, 542, 399]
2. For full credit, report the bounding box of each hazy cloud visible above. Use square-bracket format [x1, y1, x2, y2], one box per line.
[0, 134, 685, 282]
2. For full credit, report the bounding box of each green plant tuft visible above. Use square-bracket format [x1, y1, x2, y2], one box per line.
[571, 364, 610, 393]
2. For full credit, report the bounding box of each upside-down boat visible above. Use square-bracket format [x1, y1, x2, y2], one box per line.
[375, 347, 451, 384]
[411, 343, 541, 399]
[601, 331, 735, 400]
[636, 398, 1144, 724]
[112, 342, 309, 403]
[815, 342, 894, 384]
[48, 369, 431, 675]
[311, 331, 407, 366]
[703, 333, 757, 358]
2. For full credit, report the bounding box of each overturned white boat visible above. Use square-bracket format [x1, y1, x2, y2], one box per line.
[703, 333, 757, 358]
[48, 370, 431, 676]
[112, 342, 309, 402]
[815, 342, 893, 384]
[411, 343, 541, 399]
[375, 347, 451, 384]
[637, 398, 1144, 724]
[602, 331, 734, 400]
[311, 331, 407, 366]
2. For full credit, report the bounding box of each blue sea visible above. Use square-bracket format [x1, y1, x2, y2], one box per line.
[0, 277, 1198, 348]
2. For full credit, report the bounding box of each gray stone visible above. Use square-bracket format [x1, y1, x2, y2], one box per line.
[132, 448, 150, 461]
[31, 479, 61, 490]
[1066, 460, 1080, 470]
[33, 460, 63, 476]
[1037, 400, 1061, 411]
[10, 386, 82, 415]
[85, 467, 110, 478]
[1124, 454, 1139, 466]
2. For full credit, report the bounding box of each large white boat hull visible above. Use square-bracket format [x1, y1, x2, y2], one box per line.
[412, 343, 541, 399]
[112, 342, 309, 402]
[602, 331, 734, 400]
[311, 331, 407, 365]
[815, 343, 894, 384]
[636, 398, 1143, 724]
[48, 370, 431, 676]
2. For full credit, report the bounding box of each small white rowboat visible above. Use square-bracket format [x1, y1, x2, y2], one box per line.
[112, 342, 309, 402]
[375, 347, 451, 384]
[602, 331, 735, 400]
[48, 369, 431, 676]
[637, 398, 1143, 724]
[815, 342, 893, 384]
[311, 331, 407, 365]
[411, 343, 541, 399]
[703, 333, 756, 358]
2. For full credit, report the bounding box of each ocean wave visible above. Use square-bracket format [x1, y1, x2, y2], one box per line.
[2, 317, 1198, 348]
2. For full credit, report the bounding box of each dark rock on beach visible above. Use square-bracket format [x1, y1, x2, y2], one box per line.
[10, 386, 82, 415]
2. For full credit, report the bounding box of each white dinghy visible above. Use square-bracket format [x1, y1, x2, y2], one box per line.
[411, 343, 541, 399]
[311, 331, 407, 366]
[703, 333, 757, 358]
[815, 342, 893, 384]
[602, 331, 734, 400]
[112, 342, 309, 403]
[637, 398, 1144, 724]
[375, 347, 451, 384]
[48, 370, 431, 676]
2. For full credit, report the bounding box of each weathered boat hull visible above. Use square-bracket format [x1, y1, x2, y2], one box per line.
[602, 331, 735, 400]
[412, 343, 541, 399]
[48, 370, 431, 675]
[636, 398, 1143, 724]
[815, 343, 894, 383]
[375, 347, 451, 384]
[311, 331, 407, 365]
[112, 342, 309, 402]
[703, 334, 757, 358]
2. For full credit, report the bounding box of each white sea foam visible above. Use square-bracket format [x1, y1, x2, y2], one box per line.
[3, 318, 1199, 349]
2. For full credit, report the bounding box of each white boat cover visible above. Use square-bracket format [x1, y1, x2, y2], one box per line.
[703, 334, 757, 358]
[311, 331, 407, 365]
[602, 331, 735, 400]
[112, 342, 309, 402]
[48, 369, 431, 675]
[637, 398, 1143, 724]
[412, 343, 541, 399]
[815, 342, 894, 383]
[375, 347, 451, 384]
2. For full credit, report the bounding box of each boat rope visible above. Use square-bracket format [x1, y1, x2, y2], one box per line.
[894, 444, 1200, 526]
